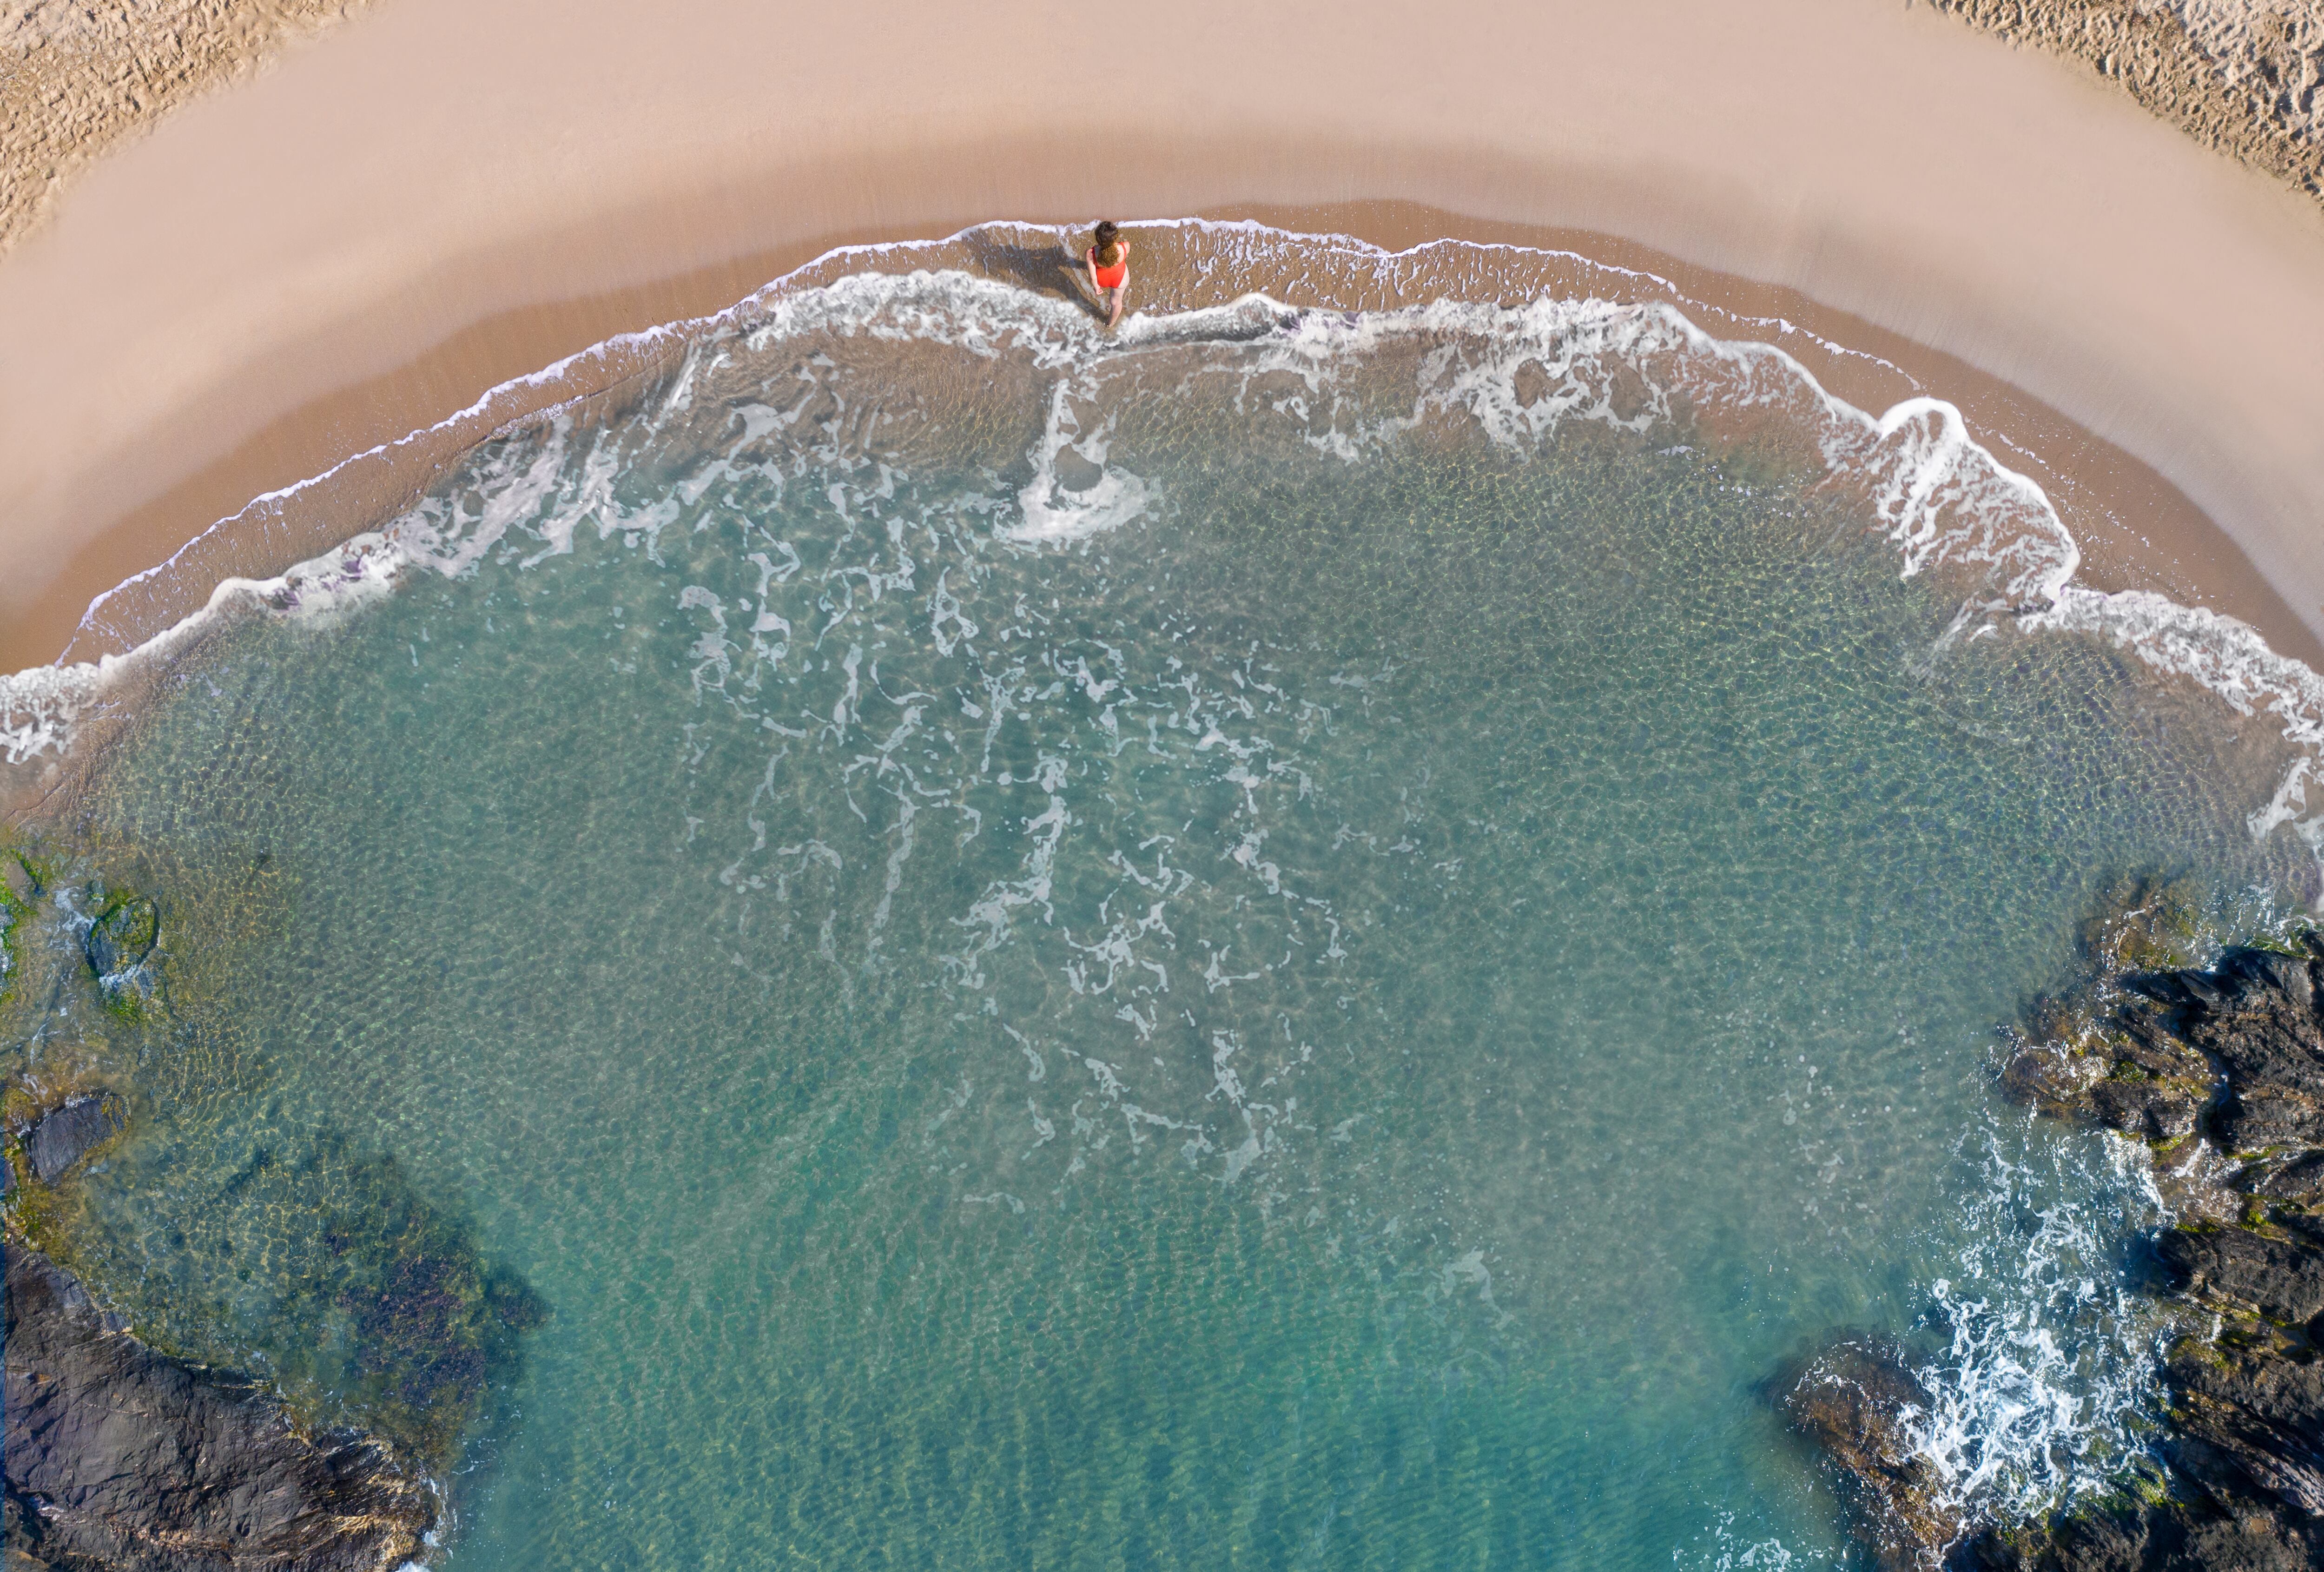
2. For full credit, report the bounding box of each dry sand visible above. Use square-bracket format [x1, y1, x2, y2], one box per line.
[1, 0, 377, 253]
[1935, 0, 2324, 209]
[2, 0, 2322, 679]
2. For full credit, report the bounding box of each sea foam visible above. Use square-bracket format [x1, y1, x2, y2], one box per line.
[1908, 1122, 2171, 1529]
[7, 224, 2308, 1551]
[5, 228, 2318, 885]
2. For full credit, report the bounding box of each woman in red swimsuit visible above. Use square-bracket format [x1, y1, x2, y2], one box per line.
[1085, 220, 1130, 330]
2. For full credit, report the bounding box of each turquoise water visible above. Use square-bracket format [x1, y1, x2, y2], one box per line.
[20, 276, 2318, 1568]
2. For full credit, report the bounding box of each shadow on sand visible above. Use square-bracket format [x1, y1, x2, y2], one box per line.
[960, 228, 1107, 320]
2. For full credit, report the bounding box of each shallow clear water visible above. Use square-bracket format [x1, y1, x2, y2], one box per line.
[22, 278, 2317, 1568]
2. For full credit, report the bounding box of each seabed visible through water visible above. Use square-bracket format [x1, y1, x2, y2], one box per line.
[5, 245, 2323, 1569]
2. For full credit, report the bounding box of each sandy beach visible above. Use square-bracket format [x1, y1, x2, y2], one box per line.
[2, 0, 2322, 680]
[14, 8, 2324, 1566]
[1, 0, 378, 255]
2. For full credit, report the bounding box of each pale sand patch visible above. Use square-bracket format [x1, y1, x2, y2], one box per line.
[1, 0, 378, 253]
[1, 0, 2321, 677]
[1934, 0, 2324, 210]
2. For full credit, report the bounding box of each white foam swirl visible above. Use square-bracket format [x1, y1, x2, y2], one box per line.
[5, 235, 2319, 903]
[2030, 585, 2324, 859]
[1907, 1125, 2169, 1526]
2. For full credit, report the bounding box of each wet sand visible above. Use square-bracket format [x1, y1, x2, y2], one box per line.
[3, 0, 2322, 677]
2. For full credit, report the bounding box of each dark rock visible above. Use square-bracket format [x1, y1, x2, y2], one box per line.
[1779, 1337, 1962, 1568]
[2149, 1320, 2324, 1525]
[2125, 945, 2324, 1110]
[2090, 1074, 2205, 1143]
[26, 1095, 126, 1184]
[2243, 1150, 2324, 1205]
[2154, 1223, 2324, 1325]
[83, 894, 158, 978]
[4, 1243, 433, 1571]
[1960, 1493, 2324, 1572]
[2211, 1082, 2324, 1155]
[1806, 923, 2324, 1570]
[2106, 1021, 2218, 1086]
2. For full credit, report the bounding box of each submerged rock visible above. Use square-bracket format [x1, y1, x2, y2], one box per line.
[26, 1093, 127, 1183]
[1799, 926, 2324, 1569]
[3, 1243, 435, 1571]
[1779, 1337, 1963, 1569]
[83, 892, 158, 979]
[49, 1131, 552, 1470]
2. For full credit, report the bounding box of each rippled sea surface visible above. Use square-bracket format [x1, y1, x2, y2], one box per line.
[28, 277, 2318, 1568]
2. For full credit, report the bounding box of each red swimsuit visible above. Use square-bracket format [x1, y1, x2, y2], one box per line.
[1089, 246, 1128, 290]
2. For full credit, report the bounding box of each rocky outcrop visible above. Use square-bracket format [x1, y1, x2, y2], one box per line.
[1780, 1339, 1967, 1568]
[25, 1094, 125, 1184]
[81, 897, 155, 983]
[4, 1243, 435, 1572]
[1951, 1319, 2324, 1570]
[1787, 916, 2324, 1569]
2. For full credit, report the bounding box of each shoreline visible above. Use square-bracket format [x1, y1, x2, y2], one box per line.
[4, 0, 2324, 683]
[9, 216, 2323, 876]
[7, 211, 2324, 840]
[1796, 907, 2324, 1566]
[8, 204, 2324, 683]
[7, 4, 2324, 1563]
[9, 264, 2315, 1562]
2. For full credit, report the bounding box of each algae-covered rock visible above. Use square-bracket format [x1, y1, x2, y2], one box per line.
[53, 1128, 550, 1468]
[1779, 1336, 1962, 1569]
[310, 1152, 551, 1460]
[1806, 904, 2324, 1568]
[83, 892, 158, 979]
[0, 859, 24, 1008]
[26, 1092, 127, 1183]
[2080, 873, 2216, 977]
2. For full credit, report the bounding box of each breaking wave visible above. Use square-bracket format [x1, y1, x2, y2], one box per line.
[7, 232, 2319, 891]
[1908, 1121, 2172, 1529]
[7, 221, 2317, 1550]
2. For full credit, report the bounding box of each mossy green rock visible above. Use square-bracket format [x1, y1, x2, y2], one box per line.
[83, 894, 158, 978]
[2080, 873, 2215, 975]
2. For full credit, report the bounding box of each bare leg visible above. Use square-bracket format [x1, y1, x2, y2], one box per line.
[1106, 286, 1126, 330]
